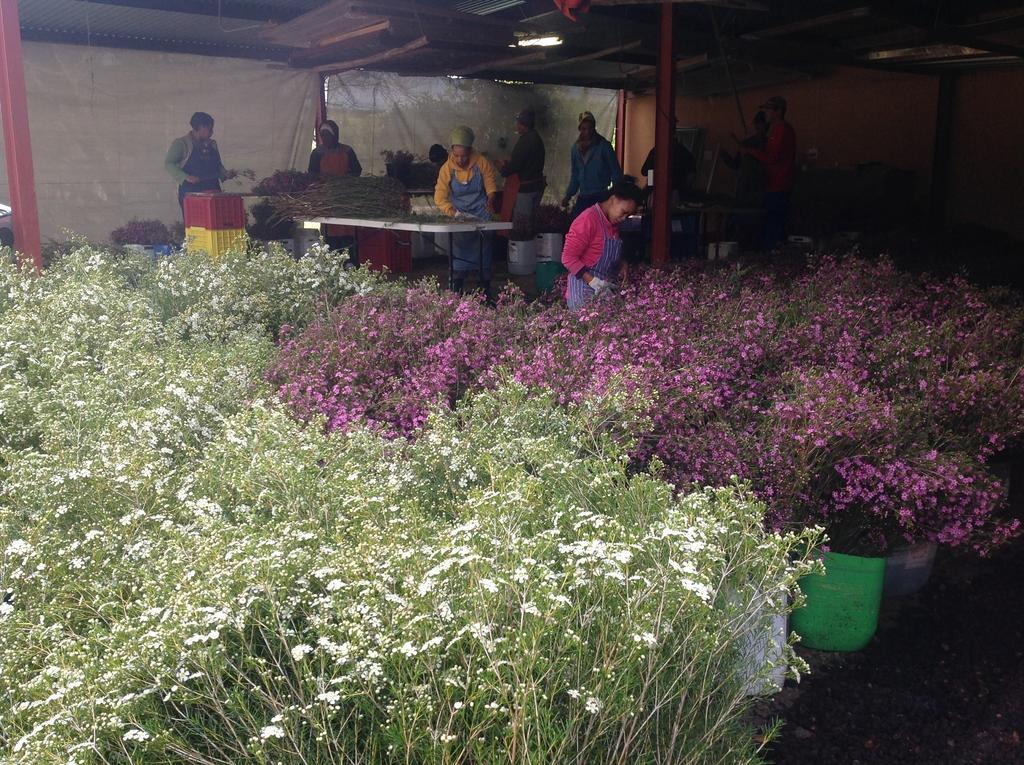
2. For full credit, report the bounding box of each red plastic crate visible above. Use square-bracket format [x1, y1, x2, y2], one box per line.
[183, 193, 246, 230]
[356, 229, 412, 274]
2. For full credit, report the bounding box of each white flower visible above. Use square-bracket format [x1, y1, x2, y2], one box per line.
[260, 724, 285, 740]
[5, 540, 32, 556]
[566, 689, 580, 699]
[316, 690, 340, 704]
[122, 729, 151, 743]
[585, 696, 602, 714]
[290, 644, 314, 661]
[396, 641, 418, 658]
[184, 629, 220, 646]
[633, 631, 658, 648]
[479, 578, 499, 593]
[0, 602, 13, 618]
[453, 701, 465, 711]
[326, 579, 344, 592]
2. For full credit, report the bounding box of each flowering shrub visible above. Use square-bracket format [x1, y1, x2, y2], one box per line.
[109, 218, 172, 245]
[535, 203, 571, 234]
[0, 248, 819, 763]
[271, 256, 1024, 553]
[267, 286, 539, 437]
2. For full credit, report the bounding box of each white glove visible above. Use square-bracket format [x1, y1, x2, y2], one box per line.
[587, 276, 610, 294]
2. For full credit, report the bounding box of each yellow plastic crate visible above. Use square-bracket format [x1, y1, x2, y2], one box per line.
[185, 227, 246, 258]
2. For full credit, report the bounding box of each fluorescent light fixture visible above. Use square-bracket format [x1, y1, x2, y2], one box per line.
[517, 35, 562, 47]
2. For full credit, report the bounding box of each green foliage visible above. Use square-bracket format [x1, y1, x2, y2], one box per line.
[0, 246, 820, 764]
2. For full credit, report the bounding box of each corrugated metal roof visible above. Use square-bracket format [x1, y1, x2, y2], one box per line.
[17, 0, 538, 63]
[17, 0, 323, 58]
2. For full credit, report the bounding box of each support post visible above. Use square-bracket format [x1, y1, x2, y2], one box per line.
[651, 1, 674, 267]
[929, 73, 955, 231]
[0, 0, 42, 272]
[317, 72, 328, 130]
[615, 89, 627, 169]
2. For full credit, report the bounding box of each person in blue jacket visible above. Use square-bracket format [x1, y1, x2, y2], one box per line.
[561, 110, 622, 219]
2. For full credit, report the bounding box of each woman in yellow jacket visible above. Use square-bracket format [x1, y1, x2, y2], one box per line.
[434, 126, 498, 297]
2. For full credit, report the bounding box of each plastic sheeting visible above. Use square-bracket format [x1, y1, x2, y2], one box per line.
[0, 42, 318, 242]
[326, 71, 618, 205]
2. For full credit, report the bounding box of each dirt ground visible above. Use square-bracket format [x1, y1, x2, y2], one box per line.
[765, 457, 1024, 765]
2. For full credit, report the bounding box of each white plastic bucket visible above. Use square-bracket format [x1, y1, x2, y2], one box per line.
[535, 233, 564, 262]
[883, 541, 937, 597]
[707, 241, 739, 260]
[508, 239, 537, 275]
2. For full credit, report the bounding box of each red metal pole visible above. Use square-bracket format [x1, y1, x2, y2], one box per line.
[651, 1, 674, 267]
[317, 72, 328, 129]
[0, 0, 42, 272]
[615, 88, 627, 169]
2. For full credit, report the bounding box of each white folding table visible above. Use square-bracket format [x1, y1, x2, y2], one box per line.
[312, 216, 512, 290]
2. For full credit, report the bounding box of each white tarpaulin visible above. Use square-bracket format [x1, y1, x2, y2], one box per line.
[0, 42, 318, 242]
[326, 72, 618, 204]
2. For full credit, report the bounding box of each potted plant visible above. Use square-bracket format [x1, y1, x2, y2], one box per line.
[110, 219, 172, 254]
[381, 150, 415, 185]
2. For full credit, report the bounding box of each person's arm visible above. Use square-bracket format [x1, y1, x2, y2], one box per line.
[563, 147, 581, 203]
[347, 146, 362, 176]
[216, 141, 229, 181]
[561, 211, 600, 279]
[747, 126, 783, 165]
[478, 155, 500, 213]
[501, 135, 527, 178]
[308, 149, 321, 176]
[641, 148, 655, 177]
[605, 140, 623, 184]
[434, 162, 455, 217]
[164, 138, 189, 183]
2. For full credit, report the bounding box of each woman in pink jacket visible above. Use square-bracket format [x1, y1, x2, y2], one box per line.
[561, 176, 643, 311]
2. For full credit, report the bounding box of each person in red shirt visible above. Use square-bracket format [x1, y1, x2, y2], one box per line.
[736, 95, 796, 252]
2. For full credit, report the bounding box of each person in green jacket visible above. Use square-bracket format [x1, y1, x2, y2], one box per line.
[165, 112, 230, 213]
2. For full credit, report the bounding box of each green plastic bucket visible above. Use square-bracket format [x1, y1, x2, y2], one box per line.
[791, 550, 885, 652]
[535, 260, 566, 293]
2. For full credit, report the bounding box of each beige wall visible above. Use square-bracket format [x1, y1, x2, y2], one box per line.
[0, 42, 319, 242]
[948, 69, 1024, 239]
[623, 65, 1024, 239]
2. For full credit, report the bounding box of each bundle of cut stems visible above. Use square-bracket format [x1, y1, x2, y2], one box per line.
[269, 175, 409, 222]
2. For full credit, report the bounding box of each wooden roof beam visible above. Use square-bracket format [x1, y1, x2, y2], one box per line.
[451, 49, 548, 76]
[289, 19, 394, 66]
[590, 0, 767, 10]
[517, 40, 644, 70]
[742, 7, 873, 40]
[262, 1, 376, 47]
[316, 34, 430, 74]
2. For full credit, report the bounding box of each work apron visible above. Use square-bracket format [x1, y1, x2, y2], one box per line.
[319, 148, 352, 237]
[178, 140, 222, 210]
[567, 204, 622, 311]
[449, 165, 493, 275]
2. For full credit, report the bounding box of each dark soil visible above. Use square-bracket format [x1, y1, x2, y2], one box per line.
[766, 460, 1024, 765]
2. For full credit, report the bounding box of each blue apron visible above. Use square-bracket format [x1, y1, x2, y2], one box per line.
[567, 204, 622, 311]
[450, 165, 493, 275]
[178, 140, 223, 209]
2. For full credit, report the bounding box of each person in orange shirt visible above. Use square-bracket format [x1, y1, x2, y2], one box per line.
[434, 125, 499, 297]
[308, 120, 362, 264]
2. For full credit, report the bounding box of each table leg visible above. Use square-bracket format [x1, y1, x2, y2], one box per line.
[448, 232, 454, 292]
